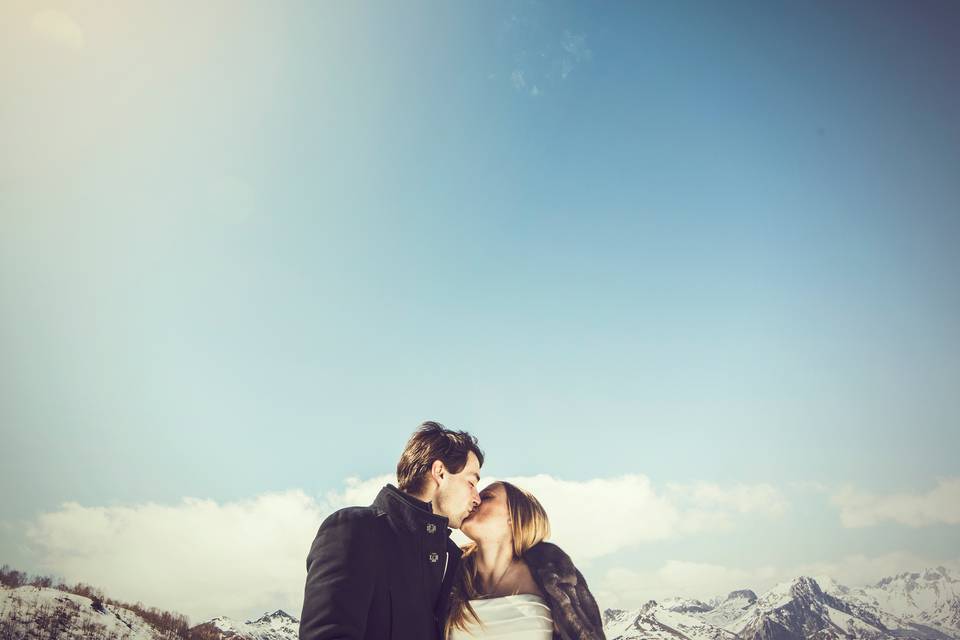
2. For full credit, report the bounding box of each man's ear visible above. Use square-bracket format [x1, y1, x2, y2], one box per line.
[430, 459, 446, 483]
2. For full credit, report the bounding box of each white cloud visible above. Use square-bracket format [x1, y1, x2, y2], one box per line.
[829, 477, 960, 528]
[24, 490, 326, 624]
[31, 10, 86, 50]
[482, 474, 787, 562]
[19, 474, 784, 623]
[596, 561, 779, 611]
[496, 474, 682, 561]
[19, 477, 394, 623]
[323, 474, 393, 510]
[666, 482, 788, 516]
[25, 474, 959, 623]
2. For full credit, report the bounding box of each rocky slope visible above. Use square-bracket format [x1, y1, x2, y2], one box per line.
[0, 584, 160, 640]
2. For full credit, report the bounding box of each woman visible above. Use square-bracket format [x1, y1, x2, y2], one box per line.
[446, 481, 604, 640]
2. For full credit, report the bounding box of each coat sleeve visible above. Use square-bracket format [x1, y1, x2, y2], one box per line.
[572, 567, 604, 639]
[299, 511, 380, 640]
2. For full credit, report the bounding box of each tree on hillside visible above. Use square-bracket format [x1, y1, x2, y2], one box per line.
[0, 564, 27, 588]
[29, 574, 53, 589]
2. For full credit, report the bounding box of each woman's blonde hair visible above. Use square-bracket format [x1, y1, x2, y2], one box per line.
[445, 481, 551, 636]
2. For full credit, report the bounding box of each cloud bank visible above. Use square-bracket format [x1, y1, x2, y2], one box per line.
[830, 477, 960, 528]
[24, 490, 323, 623]
[496, 475, 787, 561]
[27, 475, 959, 618]
[18, 473, 785, 622]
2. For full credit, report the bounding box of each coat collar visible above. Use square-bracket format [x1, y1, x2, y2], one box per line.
[372, 484, 452, 536]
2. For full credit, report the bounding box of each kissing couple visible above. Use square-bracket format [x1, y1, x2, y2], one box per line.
[299, 421, 604, 640]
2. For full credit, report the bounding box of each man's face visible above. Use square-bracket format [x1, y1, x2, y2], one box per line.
[433, 451, 482, 529]
[460, 482, 510, 543]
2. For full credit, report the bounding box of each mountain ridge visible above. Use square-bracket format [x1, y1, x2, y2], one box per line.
[605, 568, 960, 640]
[3, 564, 958, 639]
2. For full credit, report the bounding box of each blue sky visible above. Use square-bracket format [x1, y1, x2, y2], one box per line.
[2, 0, 959, 623]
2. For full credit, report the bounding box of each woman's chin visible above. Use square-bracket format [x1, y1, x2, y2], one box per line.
[459, 520, 480, 540]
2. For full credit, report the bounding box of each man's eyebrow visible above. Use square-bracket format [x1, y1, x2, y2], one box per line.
[471, 473, 480, 482]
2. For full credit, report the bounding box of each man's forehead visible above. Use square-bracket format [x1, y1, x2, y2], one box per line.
[465, 451, 481, 477]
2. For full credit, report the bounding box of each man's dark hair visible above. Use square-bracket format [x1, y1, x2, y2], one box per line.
[397, 421, 484, 495]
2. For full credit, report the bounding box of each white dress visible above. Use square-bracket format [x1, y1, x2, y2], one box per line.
[448, 593, 554, 639]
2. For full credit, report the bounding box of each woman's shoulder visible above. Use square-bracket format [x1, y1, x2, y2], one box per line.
[524, 541, 568, 558]
[523, 541, 578, 577]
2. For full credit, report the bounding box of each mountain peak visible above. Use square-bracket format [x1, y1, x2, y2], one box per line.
[725, 589, 758, 603]
[661, 596, 714, 614]
[790, 575, 824, 599]
[249, 609, 298, 625]
[919, 566, 956, 582]
[874, 565, 958, 589]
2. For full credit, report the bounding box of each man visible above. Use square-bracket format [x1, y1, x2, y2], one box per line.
[299, 421, 484, 640]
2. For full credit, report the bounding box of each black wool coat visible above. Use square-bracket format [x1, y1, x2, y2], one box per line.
[299, 484, 463, 640]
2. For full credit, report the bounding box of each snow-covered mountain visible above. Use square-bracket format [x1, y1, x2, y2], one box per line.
[6, 564, 959, 640]
[727, 576, 909, 640]
[0, 584, 161, 640]
[605, 599, 737, 640]
[844, 567, 960, 638]
[662, 597, 716, 615]
[0, 580, 298, 640]
[604, 568, 960, 640]
[703, 590, 759, 628]
[192, 609, 299, 640]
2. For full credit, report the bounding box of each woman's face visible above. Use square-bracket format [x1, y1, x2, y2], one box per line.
[460, 483, 511, 543]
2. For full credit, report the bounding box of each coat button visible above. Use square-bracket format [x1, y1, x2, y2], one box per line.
[426, 523, 437, 534]
[428, 552, 439, 563]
